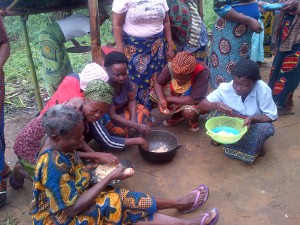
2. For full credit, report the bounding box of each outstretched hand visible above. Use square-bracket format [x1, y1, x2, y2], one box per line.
[243, 116, 252, 128]
[282, 0, 298, 12]
[216, 102, 233, 114]
[92, 152, 119, 165]
[159, 99, 169, 114]
[111, 166, 135, 181]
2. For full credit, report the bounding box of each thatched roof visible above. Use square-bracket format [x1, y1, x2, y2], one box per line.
[0, 0, 112, 16]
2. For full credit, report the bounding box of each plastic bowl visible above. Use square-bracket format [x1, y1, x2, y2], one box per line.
[205, 116, 248, 144]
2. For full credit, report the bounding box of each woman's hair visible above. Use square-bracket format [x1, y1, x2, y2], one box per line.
[104, 51, 128, 68]
[171, 51, 196, 76]
[42, 104, 83, 137]
[232, 59, 261, 81]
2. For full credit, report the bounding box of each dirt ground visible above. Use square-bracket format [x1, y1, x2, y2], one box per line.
[1, 58, 300, 225]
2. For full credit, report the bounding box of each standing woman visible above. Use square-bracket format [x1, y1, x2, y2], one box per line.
[210, 0, 263, 90]
[268, 0, 300, 115]
[0, 15, 10, 207]
[112, 0, 175, 111]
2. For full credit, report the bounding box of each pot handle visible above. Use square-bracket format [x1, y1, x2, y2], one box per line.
[206, 131, 215, 138]
[176, 144, 181, 149]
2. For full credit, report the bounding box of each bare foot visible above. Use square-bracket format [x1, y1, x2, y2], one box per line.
[177, 185, 208, 211]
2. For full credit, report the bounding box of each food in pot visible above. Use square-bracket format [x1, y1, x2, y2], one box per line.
[151, 144, 168, 152]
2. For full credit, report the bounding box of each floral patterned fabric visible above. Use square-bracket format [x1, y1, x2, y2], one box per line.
[209, 18, 253, 90]
[30, 149, 157, 225]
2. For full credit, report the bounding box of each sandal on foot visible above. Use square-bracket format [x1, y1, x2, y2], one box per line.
[189, 121, 200, 132]
[9, 175, 24, 190]
[163, 117, 184, 127]
[179, 184, 209, 214]
[200, 208, 219, 225]
[0, 180, 7, 208]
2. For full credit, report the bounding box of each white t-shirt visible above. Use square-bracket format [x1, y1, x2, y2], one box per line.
[57, 13, 90, 41]
[112, 0, 169, 38]
[206, 80, 278, 121]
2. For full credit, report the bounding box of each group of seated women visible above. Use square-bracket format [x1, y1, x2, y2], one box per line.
[8, 49, 278, 224]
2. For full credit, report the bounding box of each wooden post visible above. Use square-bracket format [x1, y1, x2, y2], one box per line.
[20, 15, 43, 110]
[88, 0, 102, 65]
[197, 0, 204, 19]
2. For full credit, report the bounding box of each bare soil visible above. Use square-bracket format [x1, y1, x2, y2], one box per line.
[1, 58, 300, 225]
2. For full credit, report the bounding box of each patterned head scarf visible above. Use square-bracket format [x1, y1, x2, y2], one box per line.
[171, 51, 196, 76]
[84, 80, 113, 104]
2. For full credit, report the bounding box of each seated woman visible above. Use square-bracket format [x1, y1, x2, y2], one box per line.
[10, 80, 147, 189]
[151, 51, 210, 132]
[40, 62, 148, 150]
[30, 104, 219, 225]
[198, 59, 278, 163]
[104, 51, 151, 137]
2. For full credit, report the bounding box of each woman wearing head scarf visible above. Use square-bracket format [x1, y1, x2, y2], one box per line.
[30, 104, 218, 225]
[103, 51, 152, 138]
[151, 51, 210, 132]
[10, 80, 148, 189]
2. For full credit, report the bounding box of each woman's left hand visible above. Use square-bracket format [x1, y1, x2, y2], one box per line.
[136, 124, 151, 135]
[92, 152, 120, 164]
[243, 116, 252, 128]
[282, 0, 299, 12]
[166, 47, 175, 61]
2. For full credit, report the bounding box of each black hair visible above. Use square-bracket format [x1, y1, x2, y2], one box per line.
[104, 51, 128, 68]
[232, 59, 261, 81]
[42, 104, 83, 137]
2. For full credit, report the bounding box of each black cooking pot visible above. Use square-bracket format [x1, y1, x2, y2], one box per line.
[139, 130, 181, 163]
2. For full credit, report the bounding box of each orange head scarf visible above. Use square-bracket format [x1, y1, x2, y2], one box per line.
[171, 51, 196, 76]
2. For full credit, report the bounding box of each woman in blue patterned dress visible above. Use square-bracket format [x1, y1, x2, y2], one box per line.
[30, 104, 219, 225]
[210, 0, 263, 90]
[112, 0, 175, 112]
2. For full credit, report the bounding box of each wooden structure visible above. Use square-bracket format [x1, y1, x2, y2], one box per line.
[0, 0, 110, 110]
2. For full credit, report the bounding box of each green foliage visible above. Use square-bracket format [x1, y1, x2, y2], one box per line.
[2, 12, 113, 114]
[203, 0, 217, 32]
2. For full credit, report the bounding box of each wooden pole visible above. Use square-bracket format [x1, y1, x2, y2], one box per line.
[197, 0, 204, 19]
[20, 15, 43, 110]
[88, 0, 101, 65]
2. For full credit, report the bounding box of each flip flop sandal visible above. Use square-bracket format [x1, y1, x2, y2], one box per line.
[163, 117, 185, 127]
[179, 184, 209, 214]
[200, 208, 219, 225]
[9, 175, 24, 190]
[189, 121, 200, 132]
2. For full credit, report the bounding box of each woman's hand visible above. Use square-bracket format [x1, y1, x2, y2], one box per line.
[137, 137, 149, 151]
[111, 166, 135, 181]
[166, 47, 175, 61]
[282, 0, 298, 12]
[243, 116, 252, 128]
[215, 102, 233, 113]
[92, 152, 119, 165]
[246, 17, 263, 33]
[136, 124, 151, 135]
[159, 98, 169, 114]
